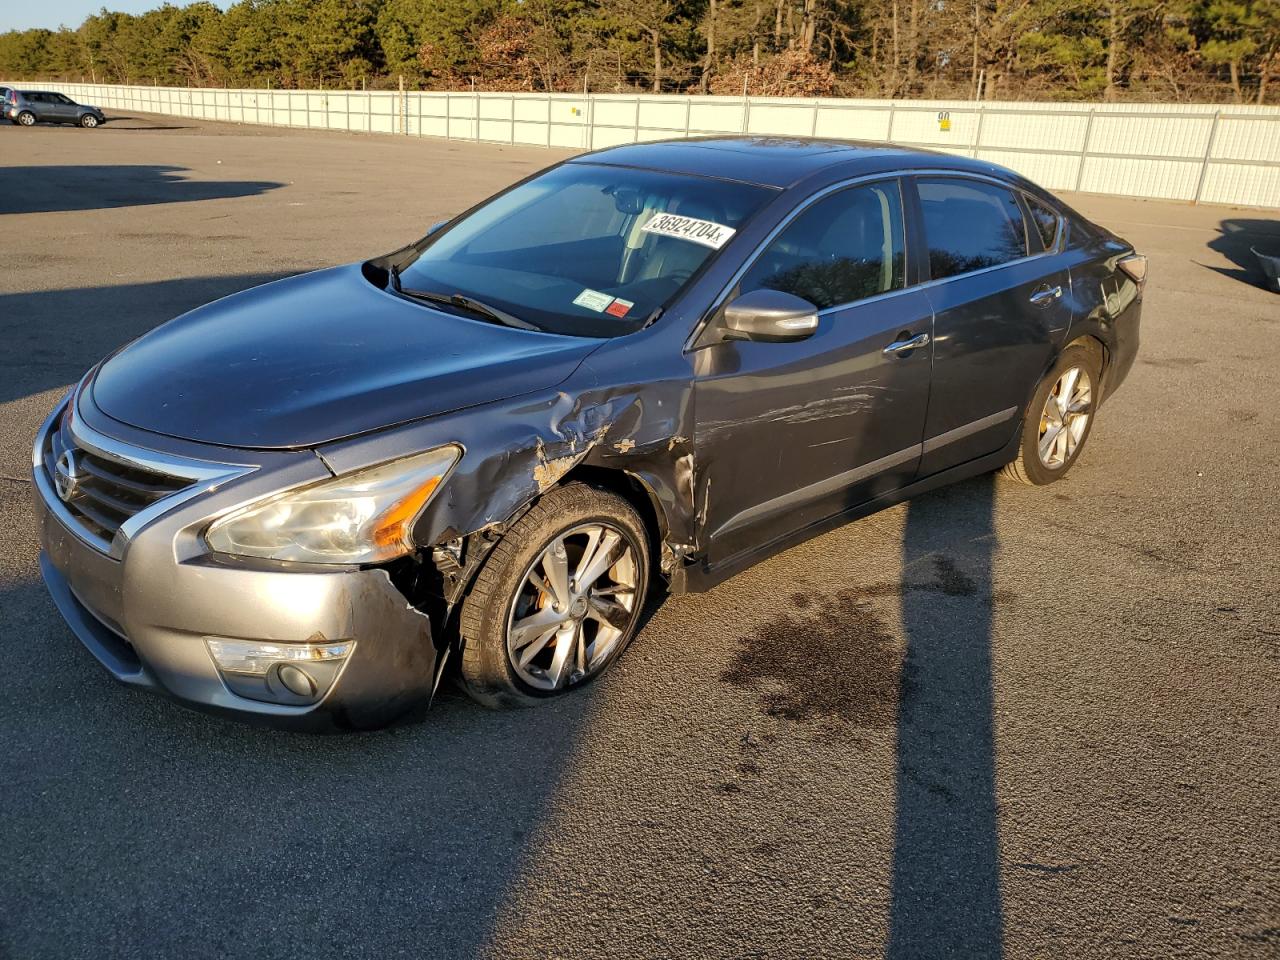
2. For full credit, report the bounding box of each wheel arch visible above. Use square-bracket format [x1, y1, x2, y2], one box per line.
[1061, 333, 1110, 400]
[554, 464, 668, 578]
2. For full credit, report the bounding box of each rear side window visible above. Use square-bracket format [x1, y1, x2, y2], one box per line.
[738, 180, 906, 310]
[917, 178, 1029, 280]
[1024, 195, 1061, 251]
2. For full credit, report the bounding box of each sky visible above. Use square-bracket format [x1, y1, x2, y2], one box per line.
[2, 1, 231, 33]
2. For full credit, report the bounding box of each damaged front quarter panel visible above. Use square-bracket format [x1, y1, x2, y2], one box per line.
[316, 324, 704, 612]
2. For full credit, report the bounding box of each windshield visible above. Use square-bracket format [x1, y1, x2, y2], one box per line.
[393, 163, 776, 337]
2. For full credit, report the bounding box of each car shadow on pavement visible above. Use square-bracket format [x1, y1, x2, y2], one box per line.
[1206, 219, 1280, 288]
[0, 567, 605, 960]
[887, 474, 1004, 959]
[0, 165, 283, 215]
[0, 272, 299, 406]
[2, 476, 1009, 959]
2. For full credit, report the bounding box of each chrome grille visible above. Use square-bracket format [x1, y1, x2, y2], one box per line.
[43, 416, 193, 544]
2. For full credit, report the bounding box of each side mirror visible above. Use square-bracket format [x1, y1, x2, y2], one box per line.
[428, 219, 449, 235]
[722, 289, 819, 343]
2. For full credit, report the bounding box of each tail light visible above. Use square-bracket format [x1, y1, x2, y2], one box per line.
[1118, 254, 1147, 289]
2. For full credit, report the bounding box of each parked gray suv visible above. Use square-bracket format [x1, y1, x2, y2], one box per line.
[5, 89, 105, 127]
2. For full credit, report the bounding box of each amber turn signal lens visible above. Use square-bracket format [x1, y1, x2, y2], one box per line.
[372, 475, 443, 552]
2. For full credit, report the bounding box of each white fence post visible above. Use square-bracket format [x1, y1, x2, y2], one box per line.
[1075, 106, 1096, 192]
[1193, 110, 1223, 205]
[971, 102, 985, 158]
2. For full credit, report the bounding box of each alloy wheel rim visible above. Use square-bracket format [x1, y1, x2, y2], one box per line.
[1038, 365, 1092, 469]
[83, 116, 97, 126]
[506, 522, 640, 692]
[20, 114, 34, 125]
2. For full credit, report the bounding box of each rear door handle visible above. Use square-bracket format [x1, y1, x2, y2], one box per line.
[883, 332, 931, 357]
[1030, 285, 1063, 307]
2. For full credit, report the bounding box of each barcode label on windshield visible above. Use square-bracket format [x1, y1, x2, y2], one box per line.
[640, 213, 736, 250]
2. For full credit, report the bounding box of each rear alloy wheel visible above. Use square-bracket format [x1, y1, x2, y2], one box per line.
[1037, 365, 1092, 469]
[1002, 344, 1101, 485]
[458, 483, 649, 708]
[79, 114, 99, 128]
[17, 111, 35, 126]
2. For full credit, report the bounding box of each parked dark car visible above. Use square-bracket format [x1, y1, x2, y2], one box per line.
[33, 137, 1144, 729]
[6, 89, 105, 127]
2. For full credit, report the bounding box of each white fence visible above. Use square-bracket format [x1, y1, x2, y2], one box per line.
[14, 82, 1280, 208]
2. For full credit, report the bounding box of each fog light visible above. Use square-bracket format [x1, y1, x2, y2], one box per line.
[275, 664, 317, 698]
[205, 637, 353, 706]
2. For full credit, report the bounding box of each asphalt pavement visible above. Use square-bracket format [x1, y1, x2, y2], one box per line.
[1, 112, 1277, 960]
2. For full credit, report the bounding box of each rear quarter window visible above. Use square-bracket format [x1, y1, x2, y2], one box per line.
[1024, 195, 1062, 251]
[1064, 215, 1102, 248]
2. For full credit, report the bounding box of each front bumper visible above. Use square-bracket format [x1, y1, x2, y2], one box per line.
[33, 397, 436, 731]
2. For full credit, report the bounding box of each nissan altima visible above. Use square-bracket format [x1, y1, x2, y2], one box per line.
[33, 137, 1144, 729]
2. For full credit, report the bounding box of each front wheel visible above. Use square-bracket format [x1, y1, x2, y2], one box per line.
[1002, 344, 1101, 485]
[16, 111, 36, 126]
[79, 114, 99, 128]
[458, 483, 650, 708]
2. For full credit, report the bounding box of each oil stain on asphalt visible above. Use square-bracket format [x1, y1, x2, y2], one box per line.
[720, 555, 1004, 725]
[720, 584, 902, 726]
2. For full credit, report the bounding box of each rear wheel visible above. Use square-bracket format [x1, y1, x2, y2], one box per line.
[458, 483, 650, 708]
[1002, 344, 1101, 485]
[79, 114, 99, 128]
[17, 111, 35, 126]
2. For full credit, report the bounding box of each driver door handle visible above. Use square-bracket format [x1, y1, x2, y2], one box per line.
[883, 332, 931, 357]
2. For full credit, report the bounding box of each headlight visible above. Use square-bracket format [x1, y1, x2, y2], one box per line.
[205, 446, 460, 564]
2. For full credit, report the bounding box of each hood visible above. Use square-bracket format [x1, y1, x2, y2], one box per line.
[91, 265, 601, 449]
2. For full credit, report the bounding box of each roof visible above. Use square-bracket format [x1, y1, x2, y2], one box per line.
[570, 136, 984, 189]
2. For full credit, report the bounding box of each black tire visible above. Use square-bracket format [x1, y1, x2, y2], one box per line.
[457, 482, 651, 709]
[1002, 343, 1102, 485]
[79, 114, 99, 128]
[16, 111, 36, 127]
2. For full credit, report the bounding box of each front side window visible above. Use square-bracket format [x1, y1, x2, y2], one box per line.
[394, 164, 774, 338]
[917, 178, 1028, 280]
[737, 180, 906, 310]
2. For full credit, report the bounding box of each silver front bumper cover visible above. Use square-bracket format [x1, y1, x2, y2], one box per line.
[33, 397, 437, 730]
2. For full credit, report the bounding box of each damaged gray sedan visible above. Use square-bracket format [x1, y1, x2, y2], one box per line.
[33, 137, 1144, 729]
